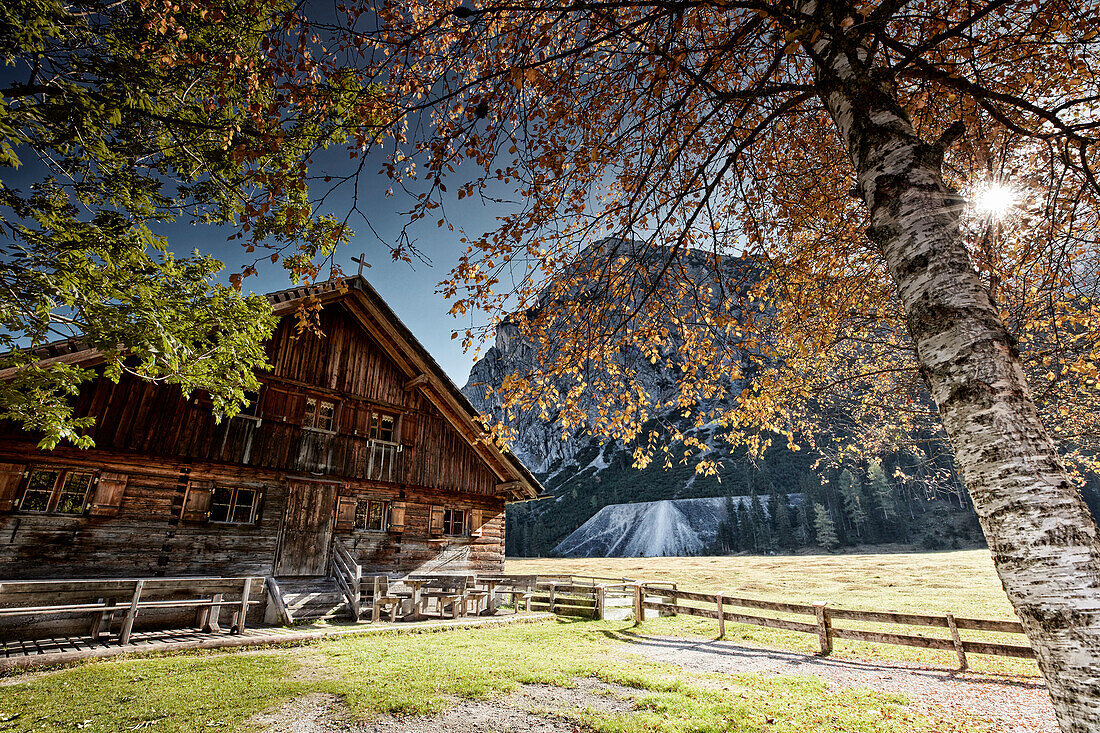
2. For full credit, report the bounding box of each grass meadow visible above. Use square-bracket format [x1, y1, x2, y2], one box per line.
[0, 619, 996, 733]
[0, 550, 1037, 732]
[507, 549, 1041, 675]
[506, 549, 1014, 616]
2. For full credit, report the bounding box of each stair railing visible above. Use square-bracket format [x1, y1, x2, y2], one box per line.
[331, 538, 362, 619]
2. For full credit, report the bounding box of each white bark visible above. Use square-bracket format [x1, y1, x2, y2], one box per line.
[803, 12, 1100, 732]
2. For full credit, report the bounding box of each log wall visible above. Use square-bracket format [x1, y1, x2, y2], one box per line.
[0, 443, 507, 579]
[0, 299, 514, 579]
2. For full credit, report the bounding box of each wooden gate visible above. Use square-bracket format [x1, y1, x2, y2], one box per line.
[274, 480, 338, 576]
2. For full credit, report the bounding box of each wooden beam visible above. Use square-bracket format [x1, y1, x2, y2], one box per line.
[0, 348, 106, 380]
[404, 374, 429, 391]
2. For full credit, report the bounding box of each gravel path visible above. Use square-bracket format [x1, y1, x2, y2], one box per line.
[617, 633, 1057, 733]
[249, 679, 639, 733]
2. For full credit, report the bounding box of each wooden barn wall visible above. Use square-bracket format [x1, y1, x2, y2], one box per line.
[0, 442, 507, 578]
[0, 449, 286, 579]
[267, 305, 409, 405]
[0, 298, 518, 579]
[0, 302, 506, 496]
[336, 483, 506, 574]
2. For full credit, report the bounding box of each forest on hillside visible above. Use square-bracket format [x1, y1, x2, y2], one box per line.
[506, 435, 1100, 557]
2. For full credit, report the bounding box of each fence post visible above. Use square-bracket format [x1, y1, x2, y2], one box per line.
[548, 583, 556, 614]
[716, 594, 725, 638]
[234, 578, 251, 634]
[633, 583, 644, 625]
[206, 594, 224, 633]
[813, 601, 832, 655]
[119, 580, 144, 645]
[595, 585, 606, 620]
[946, 613, 968, 670]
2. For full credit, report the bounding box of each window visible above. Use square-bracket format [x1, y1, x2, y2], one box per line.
[369, 412, 396, 442]
[209, 485, 261, 524]
[303, 397, 336, 431]
[236, 390, 260, 418]
[443, 508, 467, 536]
[354, 499, 388, 531]
[18, 468, 95, 515]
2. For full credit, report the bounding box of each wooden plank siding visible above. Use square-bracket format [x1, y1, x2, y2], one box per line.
[0, 291, 521, 580]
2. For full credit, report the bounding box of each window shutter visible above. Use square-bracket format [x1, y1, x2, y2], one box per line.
[260, 386, 306, 423]
[388, 501, 406, 532]
[259, 386, 285, 419]
[428, 505, 444, 535]
[400, 412, 418, 446]
[181, 480, 214, 522]
[89, 471, 128, 517]
[0, 463, 25, 512]
[470, 509, 484, 537]
[335, 496, 357, 532]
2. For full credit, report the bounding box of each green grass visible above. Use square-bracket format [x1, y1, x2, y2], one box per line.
[0, 619, 995, 733]
[507, 550, 1013, 616]
[0, 653, 307, 731]
[507, 550, 1042, 676]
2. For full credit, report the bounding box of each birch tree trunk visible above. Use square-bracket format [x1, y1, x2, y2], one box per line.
[803, 11, 1100, 731]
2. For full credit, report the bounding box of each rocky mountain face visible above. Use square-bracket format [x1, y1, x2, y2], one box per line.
[552, 495, 804, 558]
[463, 238, 760, 476]
[462, 240, 997, 557]
[553, 497, 732, 558]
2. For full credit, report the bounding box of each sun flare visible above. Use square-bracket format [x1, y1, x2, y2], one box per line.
[971, 181, 1022, 219]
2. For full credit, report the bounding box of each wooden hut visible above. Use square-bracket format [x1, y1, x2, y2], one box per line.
[0, 277, 541, 593]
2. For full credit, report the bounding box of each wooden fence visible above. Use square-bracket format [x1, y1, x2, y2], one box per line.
[634, 584, 1033, 670]
[0, 576, 266, 644]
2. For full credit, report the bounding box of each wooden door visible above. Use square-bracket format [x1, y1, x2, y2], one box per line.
[274, 480, 338, 576]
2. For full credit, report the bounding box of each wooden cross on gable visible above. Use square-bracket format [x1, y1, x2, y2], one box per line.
[351, 254, 369, 277]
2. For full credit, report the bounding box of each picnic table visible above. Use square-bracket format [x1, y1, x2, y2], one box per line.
[410, 574, 473, 619]
[470, 576, 508, 615]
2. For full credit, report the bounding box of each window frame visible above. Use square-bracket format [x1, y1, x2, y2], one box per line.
[442, 507, 468, 537]
[302, 396, 338, 433]
[234, 389, 262, 420]
[353, 498, 389, 532]
[367, 410, 398, 444]
[16, 466, 97, 516]
[208, 484, 263, 525]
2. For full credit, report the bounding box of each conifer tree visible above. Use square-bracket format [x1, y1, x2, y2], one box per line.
[869, 460, 896, 521]
[750, 492, 770, 551]
[736, 502, 754, 552]
[838, 469, 868, 540]
[813, 503, 840, 551]
[716, 494, 740, 554]
[774, 492, 796, 550]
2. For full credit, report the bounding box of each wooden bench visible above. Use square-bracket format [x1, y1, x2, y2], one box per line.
[370, 576, 413, 622]
[418, 575, 470, 619]
[495, 575, 538, 613]
[0, 577, 266, 644]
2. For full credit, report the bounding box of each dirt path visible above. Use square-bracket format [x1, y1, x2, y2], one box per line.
[615, 632, 1056, 733]
[250, 678, 639, 733]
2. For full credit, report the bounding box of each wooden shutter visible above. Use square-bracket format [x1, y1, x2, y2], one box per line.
[181, 480, 214, 522]
[468, 509, 483, 537]
[0, 463, 25, 512]
[389, 501, 406, 532]
[400, 412, 418, 446]
[428, 505, 444, 535]
[89, 471, 128, 517]
[335, 496, 357, 532]
[260, 386, 306, 423]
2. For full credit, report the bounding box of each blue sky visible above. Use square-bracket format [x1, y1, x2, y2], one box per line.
[188, 174, 514, 387]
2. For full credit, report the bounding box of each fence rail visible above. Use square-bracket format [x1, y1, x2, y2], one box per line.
[634, 584, 1032, 669]
[332, 538, 363, 620]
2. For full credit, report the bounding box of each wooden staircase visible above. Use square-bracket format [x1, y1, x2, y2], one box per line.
[275, 578, 354, 622]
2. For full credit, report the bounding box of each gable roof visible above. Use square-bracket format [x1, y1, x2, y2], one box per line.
[6, 276, 542, 501]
